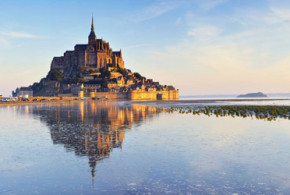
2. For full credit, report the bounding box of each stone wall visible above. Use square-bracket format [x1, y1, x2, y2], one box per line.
[86, 51, 97, 66]
[91, 92, 128, 100]
[77, 51, 85, 67]
[29, 90, 178, 101]
[89, 91, 179, 100]
[29, 96, 61, 101]
[129, 90, 179, 100]
[96, 52, 109, 68]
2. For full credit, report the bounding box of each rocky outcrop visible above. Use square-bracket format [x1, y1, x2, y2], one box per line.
[237, 92, 267, 98]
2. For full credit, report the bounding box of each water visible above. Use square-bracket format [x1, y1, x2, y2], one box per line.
[180, 93, 290, 100]
[180, 94, 290, 106]
[139, 98, 290, 107]
[1, 101, 290, 194]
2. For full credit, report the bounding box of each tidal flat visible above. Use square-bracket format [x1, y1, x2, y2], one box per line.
[165, 105, 290, 121]
[1, 101, 290, 194]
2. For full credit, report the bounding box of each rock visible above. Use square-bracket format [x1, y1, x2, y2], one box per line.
[237, 92, 268, 98]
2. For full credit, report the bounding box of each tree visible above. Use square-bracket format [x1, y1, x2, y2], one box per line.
[48, 70, 62, 81]
[100, 67, 111, 78]
[117, 66, 127, 76]
[77, 77, 84, 83]
[101, 78, 108, 88]
[133, 72, 142, 80]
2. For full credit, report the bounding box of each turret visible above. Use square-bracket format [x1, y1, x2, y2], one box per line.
[88, 15, 96, 44]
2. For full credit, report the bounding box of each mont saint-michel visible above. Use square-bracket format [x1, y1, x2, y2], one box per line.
[12, 17, 179, 100]
[3, 1, 290, 194]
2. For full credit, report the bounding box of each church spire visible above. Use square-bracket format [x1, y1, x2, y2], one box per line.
[91, 14, 94, 32]
[88, 14, 97, 44]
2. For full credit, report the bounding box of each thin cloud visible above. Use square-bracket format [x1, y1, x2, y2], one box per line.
[176, 17, 182, 25]
[269, 8, 290, 23]
[195, 0, 228, 10]
[0, 31, 40, 49]
[123, 43, 150, 49]
[132, 0, 183, 22]
[0, 31, 38, 39]
[0, 37, 9, 45]
[188, 25, 222, 41]
[147, 40, 290, 94]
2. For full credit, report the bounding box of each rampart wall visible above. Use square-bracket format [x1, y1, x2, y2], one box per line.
[29, 90, 179, 101]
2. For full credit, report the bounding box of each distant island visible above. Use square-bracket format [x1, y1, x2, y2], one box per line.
[12, 16, 178, 101]
[237, 92, 267, 98]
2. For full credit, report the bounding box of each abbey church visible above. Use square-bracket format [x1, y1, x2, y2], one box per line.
[51, 16, 124, 78]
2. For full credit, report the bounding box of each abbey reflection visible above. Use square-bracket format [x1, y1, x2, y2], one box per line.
[15, 102, 161, 178]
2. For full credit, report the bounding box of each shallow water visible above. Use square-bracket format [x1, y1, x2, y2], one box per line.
[139, 99, 290, 107]
[1, 101, 290, 194]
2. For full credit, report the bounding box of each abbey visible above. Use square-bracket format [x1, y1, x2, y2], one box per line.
[51, 16, 124, 78]
[13, 17, 179, 100]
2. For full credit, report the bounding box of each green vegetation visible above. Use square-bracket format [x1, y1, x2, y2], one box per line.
[100, 77, 108, 89]
[164, 105, 290, 121]
[48, 70, 62, 81]
[107, 63, 115, 67]
[77, 77, 84, 83]
[117, 65, 127, 76]
[111, 78, 117, 83]
[62, 76, 84, 84]
[133, 72, 142, 80]
[100, 67, 111, 78]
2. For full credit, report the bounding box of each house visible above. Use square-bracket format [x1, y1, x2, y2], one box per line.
[13, 87, 33, 98]
[84, 75, 95, 82]
[71, 84, 83, 96]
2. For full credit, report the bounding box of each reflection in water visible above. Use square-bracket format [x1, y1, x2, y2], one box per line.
[14, 101, 161, 179]
[2, 101, 290, 194]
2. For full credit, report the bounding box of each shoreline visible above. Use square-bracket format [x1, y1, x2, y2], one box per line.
[1, 98, 290, 107]
[132, 98, 290, 103]
[0, 99, 89, 107]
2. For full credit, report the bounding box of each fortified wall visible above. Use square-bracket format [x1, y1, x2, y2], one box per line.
[129, 90, 179, 100]
[30, 90, 179, 101]
[82, 90, 179, 100]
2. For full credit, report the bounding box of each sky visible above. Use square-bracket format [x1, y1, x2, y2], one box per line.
[1, 0, 290, 96]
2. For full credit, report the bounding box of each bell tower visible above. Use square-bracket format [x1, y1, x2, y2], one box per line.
[88, 15, 97, 44]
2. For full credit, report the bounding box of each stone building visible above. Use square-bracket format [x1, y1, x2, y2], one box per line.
[50, 16, 124, 78]
[12, 87, 33, 98]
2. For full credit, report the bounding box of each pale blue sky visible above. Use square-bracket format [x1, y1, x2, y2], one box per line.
[1, 0, 290, 96]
